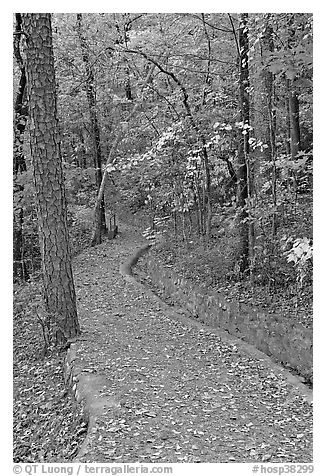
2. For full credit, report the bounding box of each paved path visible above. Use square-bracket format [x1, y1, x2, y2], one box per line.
[67, 224, 312, 463]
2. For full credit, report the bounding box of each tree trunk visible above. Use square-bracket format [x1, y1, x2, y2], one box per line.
[237, 13, 250, 274]
[202, 145, 212, 240]
[13, 13, 29, 281]
[90, 65, 155, 246]
[13, 71, 28, 174]
[287, 14, 301, 160]
[285, 89, 292, 156]
[22, 13, 79, 343]
[76, 13, 106, 244]
[14, 13, 28, 175]
[13, 199, 29, 281]
[288, 80, 301, 159]
[261, 18, 277, 236]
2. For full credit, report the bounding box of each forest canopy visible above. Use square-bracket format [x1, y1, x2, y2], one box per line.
[13, 12, 312, 303]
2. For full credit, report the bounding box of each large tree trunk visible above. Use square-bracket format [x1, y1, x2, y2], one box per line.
[22, 13, 79, 344]
[76, 13, 106, 245]
[237, 13, 250, 274]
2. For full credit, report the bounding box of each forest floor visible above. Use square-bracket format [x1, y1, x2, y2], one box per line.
[13, 222, 313, 463]
[13, 282, 87, 462]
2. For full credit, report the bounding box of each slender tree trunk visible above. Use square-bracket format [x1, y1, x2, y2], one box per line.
[90, 65, 155, 246]
[287, 14, 301, 160]
[14, 13, 28, 175]
[202, 146, 212, 240]
[13, 196, 29, 281]
[13, 13, 29, 282]
[79, 133, 87, 168]
[193, 173, 203, 235]
[237, 13, 250, 274]
[123, 25, 132, 101]
[201, 13, 212, 106]
[269, 103, 277, 237]
[261, 18, 277, 236]
[22, 13, 79, 343]
[76, 13, 106, 245]
[288, 80, 301, 159]
[13, 71, 28, 174]
[285, 81, 292, 156]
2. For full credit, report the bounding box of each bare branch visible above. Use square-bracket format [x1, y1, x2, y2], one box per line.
[228, 13, 240, 57]
[190, 13, 233, 33]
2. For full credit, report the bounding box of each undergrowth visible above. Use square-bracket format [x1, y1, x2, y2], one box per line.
[13, 280, 87, 462]
[150, 230, 312, 331]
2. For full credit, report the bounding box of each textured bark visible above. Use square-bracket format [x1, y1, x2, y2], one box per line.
[22, 13, 79, 342]
[76, 13, 106, 244]
[237, 13, 250, 273]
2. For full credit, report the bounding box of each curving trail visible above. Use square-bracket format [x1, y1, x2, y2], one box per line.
[66, 223, 312, 463]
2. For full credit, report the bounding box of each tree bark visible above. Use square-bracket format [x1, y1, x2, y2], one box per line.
[22, 13, 79, 343]
[76, 13, 106, 244]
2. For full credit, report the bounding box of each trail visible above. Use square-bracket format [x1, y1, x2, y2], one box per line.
[66, 223, 312, 463]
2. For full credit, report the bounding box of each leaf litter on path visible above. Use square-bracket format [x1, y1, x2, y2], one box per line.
[69, 223, 312, 463]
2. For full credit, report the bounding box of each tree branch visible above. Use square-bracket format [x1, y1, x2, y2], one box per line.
[123, 47, 198, 131]
[190, 13, 233, 33]
[228, 13, 240, 57]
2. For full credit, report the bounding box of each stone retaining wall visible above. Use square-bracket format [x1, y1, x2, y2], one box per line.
[143, 255, 312, 383]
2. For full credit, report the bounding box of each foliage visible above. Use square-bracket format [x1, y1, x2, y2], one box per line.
[283, 236, 313, 286]
[14, 12, 312, 305]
